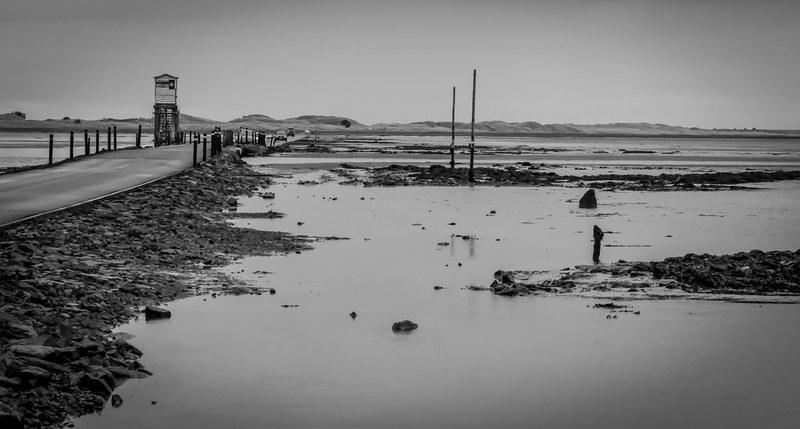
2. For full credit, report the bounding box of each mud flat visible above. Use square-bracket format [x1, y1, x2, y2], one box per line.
[490, 249, 800, 301]
[0, 153, 310, 428]
[338, 164, 800, 191]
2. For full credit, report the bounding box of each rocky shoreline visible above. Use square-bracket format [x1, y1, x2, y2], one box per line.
[338, 164, 800, 190]
[0, 153, 310, 428]
[490, 249, 800, 300]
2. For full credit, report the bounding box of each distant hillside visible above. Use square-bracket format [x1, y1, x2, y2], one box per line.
[0, 112, 27, 121]
[1, 111, 797, 137]
[228, 114, 275, 123]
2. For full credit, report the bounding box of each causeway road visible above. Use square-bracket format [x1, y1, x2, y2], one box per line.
[0, 144, 198, 227]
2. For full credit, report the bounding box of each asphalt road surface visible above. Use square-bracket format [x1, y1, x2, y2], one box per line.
[0, 144, 197, 227]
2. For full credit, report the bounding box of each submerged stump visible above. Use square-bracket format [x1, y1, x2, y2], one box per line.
[593, 225, 604, 264]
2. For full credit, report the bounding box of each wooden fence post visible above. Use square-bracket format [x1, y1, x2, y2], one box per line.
[203, 134, 208, 162]
[84, 130, 89, 155]
[48, 134, 54, 165]
[69, 131, 74, 160]
[193, 137, 198, 166]
[95, 130, 99, 153]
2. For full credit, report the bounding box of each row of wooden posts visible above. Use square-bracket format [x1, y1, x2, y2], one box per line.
[47, 124, 144, 165]
[187, 128, 224, 167]
[179, 128, 269, 147]
[449, 69, 478, 182]
[44, 125, 243, 169]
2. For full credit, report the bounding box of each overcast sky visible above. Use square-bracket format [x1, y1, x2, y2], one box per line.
[1, 0, 798, 128]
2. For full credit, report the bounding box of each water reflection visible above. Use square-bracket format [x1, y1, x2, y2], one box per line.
[74, 178, 800, 429]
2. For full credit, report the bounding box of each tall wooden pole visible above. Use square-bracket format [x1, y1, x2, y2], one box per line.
[450, 86, 456, 169]
[95, 130, 99, 153]
[468, 69, 476, 182]
[69, 131, 74, 160]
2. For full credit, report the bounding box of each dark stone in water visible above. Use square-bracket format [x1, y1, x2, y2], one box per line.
[579, 189, 597, 209]
[593, 302, 627, 309]
[144, 306, 171, 321]
[392, 320, 418, 332]
[111, 394, 123, 408]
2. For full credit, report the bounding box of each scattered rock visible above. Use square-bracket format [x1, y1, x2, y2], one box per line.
[78, 370, 116, 399]
[350, 312, 357, 319]
[0, 402, 23, 429]
[144, 306, 172, 321]
[8, 344, 69, 362]
[392, 320, 418, 333]
[3, 323, 36, 339]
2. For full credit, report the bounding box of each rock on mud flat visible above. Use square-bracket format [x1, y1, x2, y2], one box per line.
[579, 189, 597, 208]
[392, 320, 419, 332]
[144, 306, 172, 321]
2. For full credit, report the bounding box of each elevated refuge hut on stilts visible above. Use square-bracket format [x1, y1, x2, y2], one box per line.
[153, 74, 180, 147]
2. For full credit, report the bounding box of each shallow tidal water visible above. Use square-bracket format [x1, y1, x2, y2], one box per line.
[74, 174, 800, 429]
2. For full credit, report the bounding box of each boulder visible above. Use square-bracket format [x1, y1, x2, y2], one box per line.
[0, 402, 23, 429]
[79, 370, 116, 399]
[4, 323, 36, 339]
[144, 306, 171, 321]
[579, 189, 597, 209]
[391, 320, 418, 333]
[16, 366, 52, 387]
[0, 376, 21, 388]
[8, 344, 72, 362]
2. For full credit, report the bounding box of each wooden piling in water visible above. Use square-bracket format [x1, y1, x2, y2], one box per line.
[113, 126, 117, 150]
[107, 127, 111, 151]
[468, 69, 476, 182]
[193, 137, 198, 166]
[593, 225, 604, 264]
[84, 130, 89, 155]
[203, 134, 208, 162]
[48, 134, 54, 165]
[450, 86, 456, 169]
[136, 124, 142, 148]
[69, 131, 74, 160]
[95, 130, 99, 153]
